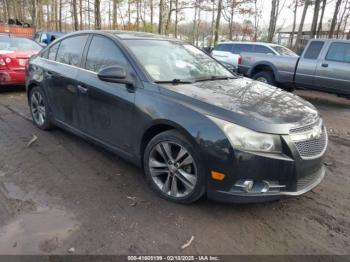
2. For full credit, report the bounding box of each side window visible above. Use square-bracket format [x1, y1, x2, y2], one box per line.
[214, 44, 232, 52]
[56, 35, 88, 67]
[48, 42, 60, 60]
[85, 36, 129, 73]
[234, 44, 253, 54]
[254, 45, 274, 54]
[303, 41, 324, 59]
[326, 42, 350, 63]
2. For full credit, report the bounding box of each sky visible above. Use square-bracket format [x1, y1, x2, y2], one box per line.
[180, 0, 338, 30]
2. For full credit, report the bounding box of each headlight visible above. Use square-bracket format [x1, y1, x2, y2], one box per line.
[208, 116, 282, 153]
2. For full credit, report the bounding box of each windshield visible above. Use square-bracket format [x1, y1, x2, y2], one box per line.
[125, 39, 233, 82]
[270, 45, 298, 57]
[0, 37, 42, 52]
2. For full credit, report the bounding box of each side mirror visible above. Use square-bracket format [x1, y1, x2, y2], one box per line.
[97, 66, 134, 86]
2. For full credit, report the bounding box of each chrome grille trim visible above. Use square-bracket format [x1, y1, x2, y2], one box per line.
[290, 119, 328, 160]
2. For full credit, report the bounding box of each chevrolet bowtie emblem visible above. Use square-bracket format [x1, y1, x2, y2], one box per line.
[311, 125, 322, 139]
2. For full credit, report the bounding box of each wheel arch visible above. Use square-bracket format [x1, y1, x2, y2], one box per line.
[139, 120, 200, 166]
[248, 62, 280, 82]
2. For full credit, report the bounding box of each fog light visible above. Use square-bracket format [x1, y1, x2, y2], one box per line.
[234, 179, 254, 192]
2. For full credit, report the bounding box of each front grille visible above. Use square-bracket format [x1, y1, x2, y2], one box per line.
[294, 128, 327, 159]
[290, 119, 328, 159]
[297, 169, 322, 190]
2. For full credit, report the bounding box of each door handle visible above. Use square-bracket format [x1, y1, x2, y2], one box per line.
[321, 63, 329, 68]
[77, 84, 88, 94]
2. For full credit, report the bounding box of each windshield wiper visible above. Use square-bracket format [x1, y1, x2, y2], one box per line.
[194, 75, 236, 82]
[155, 79, 194, 84]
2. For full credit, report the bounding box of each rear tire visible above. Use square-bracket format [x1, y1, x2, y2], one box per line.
[253, 71, 276, 86]
[143, 130, 206, 204]
[29, 86, 53, 130]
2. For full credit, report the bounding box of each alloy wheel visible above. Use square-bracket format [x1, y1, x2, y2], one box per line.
[148, 141, 197, 198]
[30, 90, 46, 126]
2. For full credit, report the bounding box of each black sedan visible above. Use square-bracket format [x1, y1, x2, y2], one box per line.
[25, 31, 327, 204]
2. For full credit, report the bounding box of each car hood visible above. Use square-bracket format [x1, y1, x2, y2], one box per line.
[159, 77, 319, 134]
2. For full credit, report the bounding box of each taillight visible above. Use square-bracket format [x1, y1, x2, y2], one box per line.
[238, 55, 242, 65]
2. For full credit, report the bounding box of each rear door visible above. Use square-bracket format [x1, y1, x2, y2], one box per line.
[43, 34, 89, 128]
[314, 41, 350, 95]
[295, 40, 325, 88]
[76, 35, 136, 151]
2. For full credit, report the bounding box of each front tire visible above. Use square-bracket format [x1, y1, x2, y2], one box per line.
[29, 86, 53, 130]
[143, 130, 206, 204]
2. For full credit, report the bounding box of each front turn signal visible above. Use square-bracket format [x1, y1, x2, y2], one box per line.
[211, 171, 225, 181]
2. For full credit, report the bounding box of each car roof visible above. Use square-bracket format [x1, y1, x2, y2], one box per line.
[59, 30, 179, 42]
[218, 41, 273, 46]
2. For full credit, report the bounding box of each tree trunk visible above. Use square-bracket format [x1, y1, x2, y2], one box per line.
[112, 0, 118, 29]
[192, 0, 198, 44]
[328, 0, 342, 38]
[348, 29, 350, 40]
[72, 0, 79, 30]
[267, 0, 278, 43]
[150, 0, 154, 31]
[310, 0, 320, 38]
[31, 0, 37, 31]
[136, 0, 140, 31]
[95, 0, 101, 29]
[87, 0, 91, 29]
[59, 0, 62, 31]
[316, 0, 326, 37]
[174, 0, 178, 38]
[128, 0, 131, 29]
[214, 0, 223, 45]
[158, 0, 163, 34]
[210, 0, 215, 46]
[228, 2, 234, 40]
[336, 0, 348, 38]
[79, 0, 83, 30]
[294, 0, 310, 51]
[165, 0, 173, 35]
[289, 0, 298, 47]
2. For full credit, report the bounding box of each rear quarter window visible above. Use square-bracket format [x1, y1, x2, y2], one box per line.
[303, 41, 324, 59]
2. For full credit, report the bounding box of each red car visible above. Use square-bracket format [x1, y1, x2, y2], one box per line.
[0, 35, 42, 86]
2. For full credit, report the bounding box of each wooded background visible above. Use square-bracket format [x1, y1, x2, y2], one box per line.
[1, 0, 349, 49]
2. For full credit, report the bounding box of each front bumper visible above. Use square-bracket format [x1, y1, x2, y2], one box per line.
[0, 70, 25, 86]
[207, 165, 325, 203]
[205, 124, 327, 203]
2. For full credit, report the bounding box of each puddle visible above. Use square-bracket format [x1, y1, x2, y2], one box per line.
[0, 182, 79, 254]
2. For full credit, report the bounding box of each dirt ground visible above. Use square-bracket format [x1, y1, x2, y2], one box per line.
[0, 87, 349, 255]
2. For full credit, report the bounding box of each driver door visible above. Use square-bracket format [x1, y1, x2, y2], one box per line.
[76, 35, 136, 152]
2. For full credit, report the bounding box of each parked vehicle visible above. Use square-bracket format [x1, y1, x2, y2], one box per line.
[26, 31, 327, 204]
[34, 31, 65, 46]
[0, 35, 41, 86]
[211, 41, 297, 68]
[240, 39, 350, 96]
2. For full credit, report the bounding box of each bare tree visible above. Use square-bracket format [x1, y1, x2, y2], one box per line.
[294, 0, 310, 51]
[267, 0, 279, 43]
[72, 0, 79, 30]
[95, 0, 101, 29]
[79, 0, 83, 29]
[329, 0, 342, 38]
[214, 0, 223, 44]
[310, 0, 320, 38]
[336, 0, 349, 38]
[158, 0, 163, 34]
[113, 0, 118, 29]
[316, 0, 326, 37]
[288, 0, 299, 47]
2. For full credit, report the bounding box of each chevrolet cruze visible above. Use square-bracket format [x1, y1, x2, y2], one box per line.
[25, 31, 327, 203]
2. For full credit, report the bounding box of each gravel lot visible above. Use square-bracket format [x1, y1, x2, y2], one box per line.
[0, 87, 349, 255]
